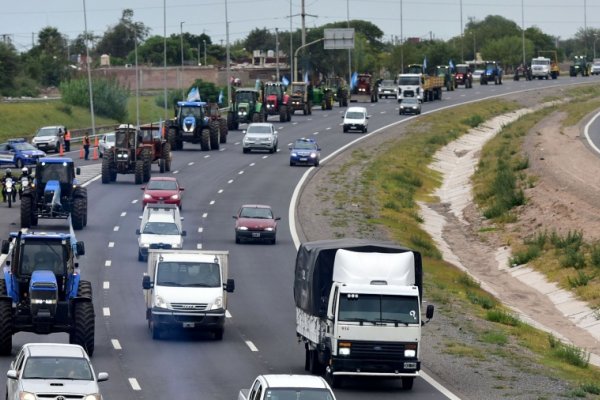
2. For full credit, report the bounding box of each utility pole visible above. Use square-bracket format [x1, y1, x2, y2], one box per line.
[197, 42, 200, 65]
[203, 39, 207, 66]
[82, 0, 96, 138]
[301, 0, 306, 48]
[163, 0, 167, 121]
[289, 0, 293, 82]
[347, 0, 351, 90]
[460, 0, 464, 63]
[225, 0, 232, 107]
[521, 0, 526, 66]
[180, 21, 185, 98]
[275, 28, 280, 81]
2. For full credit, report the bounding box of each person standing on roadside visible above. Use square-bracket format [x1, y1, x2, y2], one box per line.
[83, 132, 91, 160]
[64, 127, 71, 152]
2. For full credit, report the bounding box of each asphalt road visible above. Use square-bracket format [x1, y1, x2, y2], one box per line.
[1, 74, 600, 400]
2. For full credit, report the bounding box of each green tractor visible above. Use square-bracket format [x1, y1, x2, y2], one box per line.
[435, 65, 455, 91]
[321, 88, 334, 110]
[325, 77, 348, 107]
[569, 56, 590, 77]
[227, 88, 265, 130]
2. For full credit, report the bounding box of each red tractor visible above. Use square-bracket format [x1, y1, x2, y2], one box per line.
[139, 124, 172, 173]
[264, 82, 292, 122]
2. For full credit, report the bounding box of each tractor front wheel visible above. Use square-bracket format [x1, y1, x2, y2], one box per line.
[20, 195, 33, 228]
[200, 128, 210, 151]
[219, 118, 228, 143]
[134, 160, 144, 184]
[162, 143, 172, 172]
[101, 156, 111, 184]
[72, 197, 85, 230]
[71, 300, 95, 356]
[209, 120, 220, 150]
[0, 280, 12, 356]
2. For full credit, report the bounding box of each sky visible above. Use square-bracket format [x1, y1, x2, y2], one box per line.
[1, 0, 598, 52]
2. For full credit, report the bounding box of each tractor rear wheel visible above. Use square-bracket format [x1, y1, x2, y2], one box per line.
[219, 118, 228, 143]
[71, 299, 95, 356]
[200, 128, 210, 151]
[167, 128, 177, 150]
[162, 143, 172, 172]
[0, 280, 12, 356]
[134, 160, 144, 184]
[141, 150, 152, 182]
[209, 120, 220, 150]
[72, 197, 85, 230]
[101, 156, 111, 184]
[280, 106, 287, 122]
[227, 112, 236, 130]
[20, 195, 33, 228]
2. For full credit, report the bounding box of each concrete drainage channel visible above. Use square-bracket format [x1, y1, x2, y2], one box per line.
[418, 101, 600, 367]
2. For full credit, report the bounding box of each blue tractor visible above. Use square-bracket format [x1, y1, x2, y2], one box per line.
[0, 225, 94, 355]
[20, 157, 88, 230]
[166, 101, 227, 151]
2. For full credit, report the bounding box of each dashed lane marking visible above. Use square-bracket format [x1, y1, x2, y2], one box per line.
[245, 341, 259, 352]
[196, 243, 203, 249]
[129, 378, 141, 391]
[131, 199, 138, 204]
[120, 212, 126, 217]
[198, 227, 203, 233]
[226, 310, 232, 318]
[173, 170, 179, 174]
[262, 155, 268, 159]
[103, 282, 110, 289]
[204, 155, 210, 158]
[209, 200, 215, 205]
[238, 170, 244, 175]
[103, 307, 110, 316]
[218, 189, 223, 193]
[108, 242, 114, 248]
[202, 213, 208, 218]
[104, 260, 111, 267]
[249, 163, 255, 167]
[188, 162, 194, 166]
[326, 127, 331, 130]
[312, 132, 319, 135]
[111, 339, 122, 350]
[113, 226, 119, 232]
[228, 179, 234, 184]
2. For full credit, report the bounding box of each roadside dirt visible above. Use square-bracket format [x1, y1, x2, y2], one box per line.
[295, 89, 600, 399]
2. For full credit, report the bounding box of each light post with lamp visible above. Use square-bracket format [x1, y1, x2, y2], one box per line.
[180, 21, 185, 98]
[203, 39, 207, 66]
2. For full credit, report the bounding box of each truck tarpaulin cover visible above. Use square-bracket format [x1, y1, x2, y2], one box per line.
[293, 238, 422, 317]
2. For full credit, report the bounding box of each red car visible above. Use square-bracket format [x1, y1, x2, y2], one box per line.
[141, 177, 184, 209]
[233, 204, 280, 244]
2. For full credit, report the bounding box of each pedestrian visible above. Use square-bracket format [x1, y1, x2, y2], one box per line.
[83, 132, 91, 160]
[58, 127, 65, 153]
[64, 127, 71, 152]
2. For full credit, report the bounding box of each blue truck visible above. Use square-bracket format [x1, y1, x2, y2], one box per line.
[0, 222, 95, 356]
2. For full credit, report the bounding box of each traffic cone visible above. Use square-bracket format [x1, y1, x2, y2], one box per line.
[79, 145, 84, 159]
[94, 136, 99, 147]
[92, 146, 98, 160]
[59, 144, 64, 157]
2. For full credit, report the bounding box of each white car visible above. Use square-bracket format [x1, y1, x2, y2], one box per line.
[6, 343, 108, 400]
[238, 374, 336, 400]
[98, 132, 115, 157]
[31, 126, 65, 153]
[342, 106, 369, 133]
[242, 123, 278, 153]
[472, 68, 485, 82]
[591, 60, 600, 75]
[137, 203, 186, 261]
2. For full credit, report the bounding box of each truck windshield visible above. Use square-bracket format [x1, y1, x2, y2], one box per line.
[156, 262, 221, 287]
[532, 59, 550, 66]
[398, 76, 420, 86]
[338, 294, 420, 325]
[19, 240, 66, 276]
[265, 388, 335, 400]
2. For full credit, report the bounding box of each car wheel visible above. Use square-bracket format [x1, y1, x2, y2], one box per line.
[271, 236, 277, 245]
[290, 161, 295, 166]
[235, 235, 240, 244]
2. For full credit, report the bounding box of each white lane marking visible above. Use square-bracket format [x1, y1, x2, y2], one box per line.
[220, 148, 225, 151]
[196, 243, 203, 249]
[380, 111, 386, 114]
[307, 118, 313, 121]
[103, 281, 110, 290]
[218, 189, 223, 194]
[228, 179, 234, 184]
[129, 378, 141, 391]
[322, 114, 328, 117]
[292, 122, 298, 125]
[584, 110, 600, 154]
[235, 141, 241, 145]
[120, 212, 126, 217]
[111, 339, 122, 350]
[113, 226, 119, 232]
[326, 127, 331, 130]
[226, 310, 232, 318]
[287, 142, 293, 146]
[202, 213, 208, 218]
[278, 126, 284, 130]
[188, 162, 194, 166]
[131, 199, 138, 204]
[238, 170, 244, 175]
[108, 242, 114, 248]
[249, 163, 255, 167]
[103, 307, 110, 316]
[209, 200, 215, 205]
[262, 155, 269, 159]
[312, 132, 319, 135]
[245, 341, 259, 352]
[198, 227, 203, 233]
[421, 371, 462, 399]
[204, 155, 210, 158]
[105, 260, 111, 267]
[173, 170, 179, 174]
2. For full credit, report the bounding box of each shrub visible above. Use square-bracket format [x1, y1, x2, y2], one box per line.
[466, 290, 497, 309]
[560, 247, 586, 269]
[550, 230, 583, 250]
[510, 244, 541, 266]
[462, 114, 484, 128]
[548, 334, 589, 368]
[60, 78, 129, 121]
[567, 271, 594, 288]
[589, 243, 600, 268]
[486, 309, 520, 326]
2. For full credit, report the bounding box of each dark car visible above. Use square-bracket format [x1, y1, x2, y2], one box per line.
[233, 204, 280, 244]
[399, 97, 421, 115]
[141, 177, 184, 209]
[289, 138, 321, 167]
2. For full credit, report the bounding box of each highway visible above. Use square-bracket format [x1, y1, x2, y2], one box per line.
[1, 74, 600, 400]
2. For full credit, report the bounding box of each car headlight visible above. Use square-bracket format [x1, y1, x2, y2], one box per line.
[211, 296, 223, 310]
[290, 152, 298, 157]
[19, 392, 36, 400]
[338, 342, 351, 356]
[264, 227, 274, 231]
[141, 243, 150, 248]
[144, 194, 152, 199]
[170, 194, 179, 200]
[404, 349, 416, 358]
[83, 395, 101, 400]
[24, 154, 31, 158]
[310, 153, 317, 158]
[237, 226, 248, 231]
[155, 295, 169, 309]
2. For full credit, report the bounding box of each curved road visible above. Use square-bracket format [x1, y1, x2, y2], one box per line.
[1, 75, 600, 400]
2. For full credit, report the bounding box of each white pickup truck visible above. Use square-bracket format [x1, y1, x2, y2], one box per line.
[238, 375, 336, 400]
[142, 249, 235, 340]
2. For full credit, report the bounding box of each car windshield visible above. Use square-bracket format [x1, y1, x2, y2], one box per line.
[19, 240, 66, 276]
[402, 98, 418, 105]
[23, 357, 93, 380]
[380, 80, 394, 87]
[294, 141, 317, 150]
[179, 106, 202, 118]
[38, 162, 71, 183]
[12, 142, 38, 151]
[36, 128, 59, 137]
[398, 76, 420, 85]
[345, 112, 365, 119]
[156, 261, 221, 287]
[239, 207, 273, 219]
[265, 389, 335, 400]
[142, 222, 180, 235]
[247, 125, 273, 134]
[103, 133, 115, 143]
[147, 180, 178, 190]
[338, 294, 420, 325]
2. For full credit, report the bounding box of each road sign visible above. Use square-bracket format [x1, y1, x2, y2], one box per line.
[324, 28, 354, 50]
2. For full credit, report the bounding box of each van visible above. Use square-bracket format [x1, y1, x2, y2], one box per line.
[136, 204, 186, 261]
[342, 107, 369, 133]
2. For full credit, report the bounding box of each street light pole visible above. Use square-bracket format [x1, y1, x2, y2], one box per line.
[163, 0, 167, 121]
[225, 0, 232, 107]
[180, 21, 185, 98]
[521, 0, 526, 66]
[203, 39, 207, 66]
[294, 38, 324, 84]
[460, 0, 464, 63]
[82, 0, 96, 138]
[347, 0, 351, 91]
[275, 28, 280, 81]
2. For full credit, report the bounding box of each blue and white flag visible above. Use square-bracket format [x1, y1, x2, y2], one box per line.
[303, 71, 309, 84]
[423, 57, 427, 71]
[187, 87, 201, 102]
[449, 59, 454, 70]
[350, 71, 358, 90]
[218, 90, 224, 104]
[281, 75, 290, 86]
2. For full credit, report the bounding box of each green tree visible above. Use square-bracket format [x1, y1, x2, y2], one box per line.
[136, 35, 183, 66]
[245, 28, 276, 52]
[95, 9, 149, 60]
[481, 36, 534, 68]
[0, 42, 20, 95]
[24, 27, 68, 86]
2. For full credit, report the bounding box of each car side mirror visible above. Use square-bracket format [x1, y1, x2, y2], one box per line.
[6, 370, 18, 380]
[180, 217, 185, 221]
[142, 274, 153, 290]
[232, 215, 238, 219]
[426, 304, 435, 320]
[76, 241, 85, 256]
[76, 167, 81, 175]
[317, 147, 321, 151]
[138, 216, 143, 220]
[140, 187, 145, 190]
[97, 372, 109, 382]
[182, 230, 187, 237]
[366, 116, 370, 119]
[274, 131, 278, 134]
[288, 146, 292, 150]
[136, 229, 141, 235]
[275, 217, 281, 221]
[341, 116, 344, 119]
[180, 187, 185, 191]
[225, 278, 235, 293]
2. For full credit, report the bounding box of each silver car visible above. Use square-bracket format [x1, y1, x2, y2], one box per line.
[378, 79, 397, 99]
[242, 123, 278, 154]
[98, 132, 115, 158]
[31, 126, 65, 153]
[6, 343, 108, 400]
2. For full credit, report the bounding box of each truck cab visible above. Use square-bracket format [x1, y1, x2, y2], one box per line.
[142, 249, 235, 340]
[531, 57, 551, 79]
[396, 73, 423, 102]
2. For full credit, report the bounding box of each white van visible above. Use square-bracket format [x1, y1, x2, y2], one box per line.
[342, 107, 369, 133]
[136, 204, 186, 261]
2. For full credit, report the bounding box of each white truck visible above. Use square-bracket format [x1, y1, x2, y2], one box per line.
[531, 56, 551, 79]
[294, 239, 434, 390]
[136, 204, 186, 262]
[238, 374, 336, 400]
[142, 249, 235, 340]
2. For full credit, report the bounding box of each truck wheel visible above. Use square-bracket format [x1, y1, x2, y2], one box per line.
[200, 128, 210, 151]
[219, 119, 228, 143]
[325, 368, 341, 388]
[72, 197, 85, 230]
[213, 328, 224, 341]
[167, 128, 177, 150]
[71, 300, 95, 356]
[0, 280, 13, 356]
[308, 349, 324, 375]
[209, 120, 220, 150]
[150, 320, 162, 340]
[134, 160, 144, 184]
[20, 195, 33, 228]
[162, 143, 172, 171]
[402, 377, 414, 390]
[101, 156, 111, 184]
